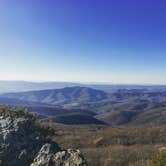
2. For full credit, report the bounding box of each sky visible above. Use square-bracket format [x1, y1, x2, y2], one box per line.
[0, 0, 166, 84]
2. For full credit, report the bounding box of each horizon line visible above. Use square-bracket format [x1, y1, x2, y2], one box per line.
[0, 79, 166, 86]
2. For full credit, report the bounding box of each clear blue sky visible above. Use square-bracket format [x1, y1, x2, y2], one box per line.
[0, 0, 166, 84]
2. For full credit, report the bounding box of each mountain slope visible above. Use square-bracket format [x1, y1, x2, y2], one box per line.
[109, 89, 166, 101]
[96, 111, 138, 125]
[96, 107, 166, 126]
[130, 107, 166, 125]
[1, 86, 108, 105]
[0, 97, 48, 107]
[69, 99, 151, 113]
[0, 81, 83, 93]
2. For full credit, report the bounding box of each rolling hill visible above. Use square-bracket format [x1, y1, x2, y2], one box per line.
[130, 107, 166, 125]
[96, 107, 166, 126]
[95, 111, 138, 125]
[0, 97, 48, 107]
[67, 98, 162, 114]
[109, 89, 166, 101]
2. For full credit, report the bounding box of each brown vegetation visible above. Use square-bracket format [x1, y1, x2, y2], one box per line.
[41, 122, 166, 166]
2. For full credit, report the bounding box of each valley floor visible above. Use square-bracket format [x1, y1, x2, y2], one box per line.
[41, 122, 166, 166]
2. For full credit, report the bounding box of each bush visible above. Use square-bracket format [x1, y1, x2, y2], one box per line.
[0, 106, 36, 122]
[150, 151, 166, 166]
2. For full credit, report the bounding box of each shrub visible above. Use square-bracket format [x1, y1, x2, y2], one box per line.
[150, 151, 166, 166]
[0, 105, 36, 121]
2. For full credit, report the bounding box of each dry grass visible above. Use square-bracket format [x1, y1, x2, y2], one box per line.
[41, 122, 166, 166]
[82, 145, 157, 166]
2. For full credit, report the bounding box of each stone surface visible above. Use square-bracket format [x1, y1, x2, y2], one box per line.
[31, 144, 87, 166]
[0, 115, 87, 166]
[0, 116, 44, 166]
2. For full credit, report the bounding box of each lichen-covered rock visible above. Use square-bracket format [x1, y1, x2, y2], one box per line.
[54, 149, 87, 166]
[31, 144, 87, 166]
[0, 116, 45, 166]
[30, 143, 56, 166]
[0, 113, 87, 166]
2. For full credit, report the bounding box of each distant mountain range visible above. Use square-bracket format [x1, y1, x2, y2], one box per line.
[0, 97, 48, 107]
[1, 85, 166, 126]
[0, 81, 83, 93]
[1, 86, 108, 106]
[1, 80, 166, 93]
[3, 86, 166, 107]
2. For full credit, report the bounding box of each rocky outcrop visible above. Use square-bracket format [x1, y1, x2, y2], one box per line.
[31, 144, 87, 166]
[0, 116, 45, 166]
[0, 115, 87, 166]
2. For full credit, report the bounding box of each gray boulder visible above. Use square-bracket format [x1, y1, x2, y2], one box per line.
[0, 116, 45, 165]
[0, 115, 87, 166]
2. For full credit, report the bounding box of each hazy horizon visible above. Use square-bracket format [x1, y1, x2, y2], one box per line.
[1, 1, 166, 84]
[0, 79, 166, 86]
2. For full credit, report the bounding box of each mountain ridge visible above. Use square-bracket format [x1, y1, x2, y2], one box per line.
[1, 86, 109, 106]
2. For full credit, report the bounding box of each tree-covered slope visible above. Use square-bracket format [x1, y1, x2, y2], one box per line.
[1, 86, 108, 105]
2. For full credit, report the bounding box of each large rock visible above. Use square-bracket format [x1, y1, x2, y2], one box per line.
[31, 144, 87, 166]
[0, 116, 45, 166]
[0, 115, 87, 166]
